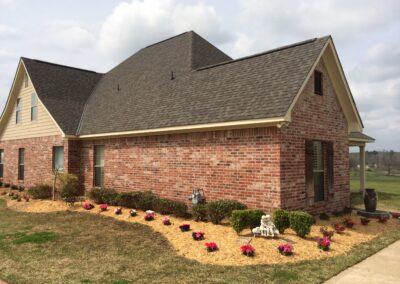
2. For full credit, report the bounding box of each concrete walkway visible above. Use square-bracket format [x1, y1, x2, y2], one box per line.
[325, 240, 400, 283]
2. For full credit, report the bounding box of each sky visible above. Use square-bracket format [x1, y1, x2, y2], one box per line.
[0, 0, 399, 151]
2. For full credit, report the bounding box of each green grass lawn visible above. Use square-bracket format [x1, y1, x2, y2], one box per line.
[0, 198, 400, 283]
[350, 170, 400, 211]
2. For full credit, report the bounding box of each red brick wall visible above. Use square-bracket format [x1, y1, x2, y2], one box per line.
[0, 135, 76, 189]
[80, 128, 282, 211]
[280, 60, 350, 213]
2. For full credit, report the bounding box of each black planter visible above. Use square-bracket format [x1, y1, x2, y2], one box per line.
[363, 188, 377, 212]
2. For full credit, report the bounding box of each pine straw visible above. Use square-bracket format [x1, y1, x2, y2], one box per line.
[4, 195, 400, 266]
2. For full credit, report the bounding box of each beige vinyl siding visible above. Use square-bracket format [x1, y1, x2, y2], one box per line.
[0, 75, 61, 140]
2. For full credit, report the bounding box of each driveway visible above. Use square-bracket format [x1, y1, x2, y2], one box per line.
[325, 240, 400, 283]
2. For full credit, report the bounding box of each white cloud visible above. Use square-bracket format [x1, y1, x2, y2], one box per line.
[0, 24, 19, 39]
[98, 0, 232, 63]
[47, 21, 96, 51]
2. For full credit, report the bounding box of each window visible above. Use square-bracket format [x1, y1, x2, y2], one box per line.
[24, 73, 29, 88]
[312, 141, 325, 202]
[31, 93, 38, 121]
[16, 98, 22, 124]
[53, 146, 64, 171]
[18, 148, 24, 180]
[314, 70, 323, 95]
[0, 149, 4, 178]
[93, 145, 104, 187]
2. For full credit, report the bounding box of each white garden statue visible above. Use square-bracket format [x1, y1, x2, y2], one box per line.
[252, 215, 280, 238]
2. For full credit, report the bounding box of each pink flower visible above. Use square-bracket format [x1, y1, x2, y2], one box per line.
[205, 242, 218, 252]
[83, 202, 94, 210]
[99, 204, 108, 211]
[114, 207, 122, 215]
[240, 244, 255, 256]
[317, 237, 331, 251]
[192, 231, 205, 240]
[162, 216, 171, 225]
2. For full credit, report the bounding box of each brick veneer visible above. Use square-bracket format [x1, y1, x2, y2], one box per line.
[0, 135, 77, 189]
[280, 60, 350, 213]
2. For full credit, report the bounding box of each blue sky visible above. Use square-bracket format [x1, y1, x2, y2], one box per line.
[0, 0, 399, 151]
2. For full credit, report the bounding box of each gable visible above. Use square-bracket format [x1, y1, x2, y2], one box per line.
[285, 38, 363, 133]
[0, 62, 62, 140]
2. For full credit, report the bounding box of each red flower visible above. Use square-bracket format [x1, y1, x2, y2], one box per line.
[192, 231, 205, 240]
[240, 244, 255, 257]
[205, 242, 218, 252]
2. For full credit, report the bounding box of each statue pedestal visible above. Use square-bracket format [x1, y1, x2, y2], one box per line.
[357, 209, 391, 219]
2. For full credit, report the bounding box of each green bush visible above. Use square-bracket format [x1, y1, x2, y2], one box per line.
[28, 184, 53, 199]
[192, 204, 208, 221]
[273, 209, 290, 233]
[59, 173, 80, 199]
[115, 192, 140, 208]
[231, 209, 265, 233]
[319, 212, 330, 220]
[135, 191, 158, 211]
[4, 183, 10, 188]
[154, 198, 175, 214]
[11, 184, 18, 190]
[289, 211, 314, 238]
[206, 200, 247, 224]
[171, 200, 188, 218]
[89, 187, 118, 205]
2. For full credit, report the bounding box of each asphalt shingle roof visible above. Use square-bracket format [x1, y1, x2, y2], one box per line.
[21, 31, 330, 136]
[22, 58, 102, 135]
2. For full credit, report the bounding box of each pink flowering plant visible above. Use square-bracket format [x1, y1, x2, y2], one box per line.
[343, 218, 355, 228]
[144, 212, 155, 221]
[99, 204, 108, 211]
[129, 209, 137, 217]
[240, 243, 255, 257]
[278, 244, 294, 256]
[320, 226, 335, 240]
[162, 216, 171, 225]
[317, 237, 331, 251]
[205, 242, 218, 252]
[179, 224, 190, 232]
[83, 202, 94, 210]
[114, 207, 122, 215]
[360, 217, 370, 225]
[333, 223, 346, 234]
[192, 231, 205, 241]
[378, 215, 389, 223]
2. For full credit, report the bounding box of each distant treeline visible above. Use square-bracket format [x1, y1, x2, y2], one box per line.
[349, 150, 400, 175]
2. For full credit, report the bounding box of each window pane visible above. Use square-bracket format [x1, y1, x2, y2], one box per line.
[0, 149, 4, 164]
[94, 167, 104, 187]
[94, 146, 104, 166]
[314, 172, 325, 202]
[19, 148, 24, 165]
[312, 141, 323, 170]
[18, 165, 24, 180]
[31, 93, 37, 107]
[53, 147, 64, 170]
[94, 145, 104, 187]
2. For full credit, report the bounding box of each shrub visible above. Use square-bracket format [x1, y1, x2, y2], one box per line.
[11, 184, 18, 190]
[4, 183, 10, 188]
[289, 211, 314, 238]
[135, 191, 158, 211]
[154, 198, 188, 217]
[28, 184, 53, 199]
[273, 209, 290, 233]
[59, 173, 79, 199]
[115, 192, 141, 208]
[89, 187, 118, 205]
[206, 200, 247, 224]
[332, 210, 343, 217]
[231, 209, 265, 233]
[319, 212, 330, 220]
[342, 207, 352, 215]
[192, 204, 208, 221]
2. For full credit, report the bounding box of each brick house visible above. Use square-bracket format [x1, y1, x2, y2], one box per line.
[0, 31, 374, 213]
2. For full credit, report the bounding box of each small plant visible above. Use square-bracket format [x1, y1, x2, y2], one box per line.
[23, 195, 30, 202]
[1, 191, 6, 195]
[319, 212, 330, 220]
[205, 242, 218, 252]
[192, 204, 208, 222]
[17, 196, 22, 202]
[144, 210, 155, 221]
[278, 244, 294, 256]
[4, 183, 10, 188]
[27, 184, 52, 199]
[342, 207, 352, 215]
[192, 231, 205, 241]
[206, 199, 247, 225]
[83, 202, 94, 210]
[99, 204, 108, 211]
[332, 210, 343, 217]
[360, 217, 370, 225]
[179, 224, 190, 232]
[8, 192, 14, 197]
[129, 209, 137, 217]
[231, 209, 265, 233]
[333, 223, 346, 234]
[320, 226, 335, 240]
[114, 207, 123, 215]
[317, 237, 331, 251]
[378, 215, 389, 223]
[11, 184, 18, 190]
[343, 218, 355, 228]
[240, 243, 255, 257]
[289, 211, 314, 238]
[273, 209, 290, 233]
[162, 216, 171, 225]
[11, 195, 18, 200]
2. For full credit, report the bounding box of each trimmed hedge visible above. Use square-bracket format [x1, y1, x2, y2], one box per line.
[289, 211, 314, 238]
[89, 187, 118, 205]
[273, 209, 290, 233]
[192, 204, 207, 221]
[154, 198, 188, 217]
[59, 173, 79, 199]
[231, 209, 265, 233]
[28, 184, 53, 199]
[206, 200, 247, 224]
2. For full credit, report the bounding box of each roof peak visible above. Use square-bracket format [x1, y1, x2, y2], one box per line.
[21, 57, 100, 74]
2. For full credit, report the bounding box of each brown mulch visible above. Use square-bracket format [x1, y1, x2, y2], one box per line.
[2, 192, 399, 266]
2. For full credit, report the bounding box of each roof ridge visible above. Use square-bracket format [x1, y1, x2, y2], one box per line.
[21, 57, 100, 74]
[144, 31, 190, 49]
[196, 36, 330, 71]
